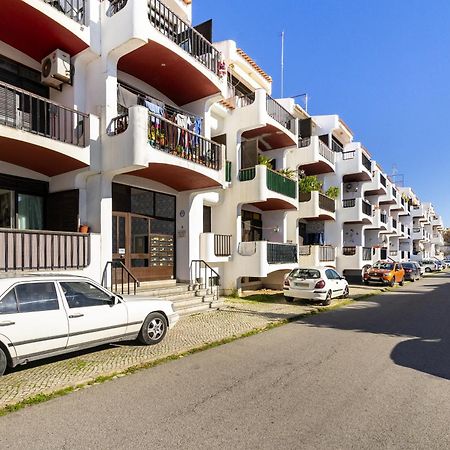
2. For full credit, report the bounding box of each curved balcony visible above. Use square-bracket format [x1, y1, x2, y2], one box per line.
[298, 191, 336, 221]
[364, 170, 387, 196]
[238, 165, 298, 211]
[288, 136, 336, 175]
[0, 0, 90, 62]
[0, 81, 91, 176]
[106, 106, 226, 190]
[340, 198, 373, 224]
[339, 146, 372, 182]
[236, 90, 297, 151]
[337, 246, 373, 273]
[199, 233, 232, 263]
[109, 0, 224, 105]
[298, 245, 336, 268]
[236, 241, 297, 278]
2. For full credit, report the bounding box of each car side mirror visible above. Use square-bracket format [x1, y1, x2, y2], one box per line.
[108, 296, 116, 307]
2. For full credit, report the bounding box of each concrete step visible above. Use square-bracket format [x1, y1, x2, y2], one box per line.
[135, 283, 191, 297]
[136, 290, 197, 302]
[175, 302, 214, 316]
[172, 297, 207, 310]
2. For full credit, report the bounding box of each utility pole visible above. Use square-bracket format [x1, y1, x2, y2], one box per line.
[281, 31, 285, 98]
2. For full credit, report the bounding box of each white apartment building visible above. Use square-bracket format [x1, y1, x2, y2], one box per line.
[0, 0, 445, 298]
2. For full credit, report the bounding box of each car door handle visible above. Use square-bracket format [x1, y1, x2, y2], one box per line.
[69, 313, 84, 319]
[0, 321, 15, 326]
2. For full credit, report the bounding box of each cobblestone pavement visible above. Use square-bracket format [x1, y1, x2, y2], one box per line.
[0, 283, 384, 409]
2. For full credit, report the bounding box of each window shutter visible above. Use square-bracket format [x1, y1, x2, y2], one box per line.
[241, 139, 258, 169]
[299, 118, 312, 138]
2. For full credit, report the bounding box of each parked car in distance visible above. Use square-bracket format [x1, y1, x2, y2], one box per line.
[443, 259, 450, 269]
[411, 261, 425, 277]
[363, 261, 405, 287]
[420, 259, 439, 273]
[0, 275, 179, 376]
[402, 262, 421, 282]
[284, 267, 349, 306]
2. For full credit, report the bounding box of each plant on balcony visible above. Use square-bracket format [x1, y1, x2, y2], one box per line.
[298, 175, 323, 194]
[324, 186, 340, 200]
[257, 155, 274, 169]
[277, 168, 297, 180]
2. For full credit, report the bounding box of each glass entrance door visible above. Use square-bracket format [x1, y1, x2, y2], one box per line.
[112, 213, 175, 282]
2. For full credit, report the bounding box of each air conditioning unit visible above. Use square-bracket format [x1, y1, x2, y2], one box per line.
[41, 49, 71, 88]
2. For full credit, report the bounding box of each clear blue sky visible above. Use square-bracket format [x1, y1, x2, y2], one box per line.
[193, 0, 450, 226]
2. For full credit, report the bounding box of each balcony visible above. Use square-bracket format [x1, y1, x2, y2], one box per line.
[113, 0, 224, 105]
[339, 147, 372, 182]
[411, 205, 428, 222]
[237, 165, 298, 211]
[236, 241, 297, 278]
[298, 245, 336, 267]
[432, 216, 444, 229]
[107, 106, 226, 191]
[200, 233, 232, 263]
[0, 81, 91, 176]
[412, 227, 425, 241]
[237, 90, 297, 150]
[337, 246, 373, 272]
[298, 191, 336, 221]
[431, 234, 445, 246]
[0, 228, 91, 272]
[365, 170, 388, 196]
[288, 136, 336, 175]
[340, 198, 373, 224]
[0, 0, 90, 62]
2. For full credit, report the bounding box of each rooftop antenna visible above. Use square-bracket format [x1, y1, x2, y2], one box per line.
[281, 31, 285, 98]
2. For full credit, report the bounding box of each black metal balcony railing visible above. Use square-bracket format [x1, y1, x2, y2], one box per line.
[380, 174, 387, 187]
[343, 246, 357, 256]
[148, 0, 221, 76]
[45, 0, 86, 25]
[362, 153, 372, 172]
[342, 150, 356, 160]
[214, 234, 232, 257]
[319, 246, 335, 262]
[331, 139, 344, 153]
[343, 198, 356, 208]
[148, 110, 221, 170]
[267, 243, 297, 264]
[109, 114, 129, 136]
[362, 200, 372, 216]
[381, 214, 388, 224]
[319, 193, 336, 213]
[0, 80, 89, 147]
[0, 228, 90, 272]
[266, 95, 296, 134]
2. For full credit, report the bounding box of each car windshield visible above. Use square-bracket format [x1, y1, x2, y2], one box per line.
[372, 262, 394, 270]
[402, 263, 414, 268]
[289, 269, 321, 279]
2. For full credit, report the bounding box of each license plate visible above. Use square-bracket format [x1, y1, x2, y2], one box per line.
[370, 277, 380, 280]
[295, 282, 308, 288]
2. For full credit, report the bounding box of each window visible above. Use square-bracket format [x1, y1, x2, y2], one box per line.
[289, 269, 321, 279]
[326, 269, 340, 280]
[203, 206, 212, 233]
[15, 283, 59, 312]
[17, 193, 44, 230]
[61, 282, 112, 308]
[0, 289, 18, 314]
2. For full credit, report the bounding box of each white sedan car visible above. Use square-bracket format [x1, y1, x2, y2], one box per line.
[0, 275, 179, 376]
[283, 267, 349, 305]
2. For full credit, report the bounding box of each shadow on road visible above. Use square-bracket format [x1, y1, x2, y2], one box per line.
[296, 272, 450, 380]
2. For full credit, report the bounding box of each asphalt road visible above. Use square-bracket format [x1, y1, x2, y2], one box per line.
[1, 273, 450, 449]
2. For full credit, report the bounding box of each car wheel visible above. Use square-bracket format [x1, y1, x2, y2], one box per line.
[285, 296, 294, 303]
[399, 278, 404, 286]
[138, 312, 168, 345]
[0, 347, 8, 376]
[425, 267, 431, 273]
[363, 280, 369, 285]
[389, 278, 395, 287]
[342, 286, 349, 299]
[322, 291, 332, 306]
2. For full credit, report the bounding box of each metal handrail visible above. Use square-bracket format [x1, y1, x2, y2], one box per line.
[102, 260, 140, 296]
[190, 259, 220, 300]
[266, 95, 296, 134]
[343, 198, 356, 208]
[148, 0, 221, 76]
[148, 110, 221, 170]
[0, 80, 89, 147]
[44, 0, 86, 25]
[108, 114, 129, 136]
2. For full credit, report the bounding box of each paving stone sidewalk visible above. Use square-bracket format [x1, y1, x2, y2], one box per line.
[0, 284, 384, 409]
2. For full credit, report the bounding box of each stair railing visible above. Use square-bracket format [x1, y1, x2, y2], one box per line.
[190, 260, 220, 301]
[102, 260, 140, 295]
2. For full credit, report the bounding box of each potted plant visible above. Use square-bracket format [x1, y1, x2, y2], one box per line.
[324, 186, 339, 199]
[79, 224, 89, 233]
[277, 168, 297, 180]
[298, 175, 323, 194]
